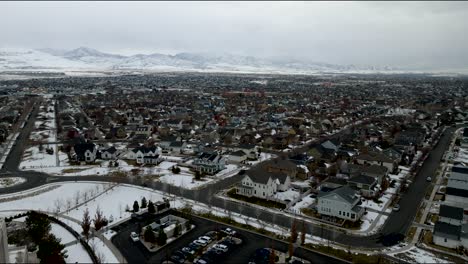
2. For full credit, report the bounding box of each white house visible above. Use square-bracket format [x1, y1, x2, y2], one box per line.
[317, 186, 364, 222]
[236, 170, 291, 199]
[193, 152, 226, 175]
[127, 146, 161, 164]
[100, 146, 119, 160]
[226, 150, 248, 163]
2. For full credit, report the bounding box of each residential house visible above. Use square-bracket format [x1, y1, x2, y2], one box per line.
[226, 150, 248, 163]
[433, 221, 468, 249]
[236, 169, 291, 199]
[445, 171, 468, 209]
[263, 159, 299, 180]
[347, 175, 378, 197]
[439, 205, 464, 226]
[73, 143, 98, 163]
[128, 146, 161, 164]
[320, 177, 348, 192]
[317, 186, 364, 222]
[354, 151, 397, 173]
[193, 152, 226, 175]
[100, 146, 119, 160]
[135, 125, 152, 137]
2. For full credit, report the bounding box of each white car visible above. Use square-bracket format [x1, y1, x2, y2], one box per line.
[223, 228, 236, 236]
[194, 240, 208, 246]
[130, 232, 139, 242]
[213, 244, 228, 252]
[426, 177, 432, 182]
[199, 236, 212, 243]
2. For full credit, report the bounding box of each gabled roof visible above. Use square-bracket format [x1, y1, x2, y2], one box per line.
[439, 205, 464, 221]
[348, 175, 377, 186]
[319, 186, 358, 205]
[355, 151, 394, 163]
[434, 221, 461, 240]
[230, 150, 247, 157]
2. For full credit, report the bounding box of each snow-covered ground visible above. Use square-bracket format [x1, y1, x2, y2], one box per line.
[20, 146, 56, 168]
[159, 173, 213, 190]
[289, 195, 316, 214]
[359, 211, 379, 231]
[274, 189, 301, 202]
[0, 177, 26, 188]
[361, 193, 391, 212]
[65, 243, 93, 263]
[390, 246, 451, 263]
[51, 223, 76, 244]
[245, 153, 274, 165]
[89, 237, 119, 263]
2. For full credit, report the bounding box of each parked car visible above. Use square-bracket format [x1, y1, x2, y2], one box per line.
[194, 239, 208, 246]
[222, 228, 236, 236]
[426, 176, 432, 182]
[393, 204, 400, 212]
[213, 244, 228, 252]
[130, 232, 139, 242]
[182, 247, 196, 256]
[199, 236, 212, 243]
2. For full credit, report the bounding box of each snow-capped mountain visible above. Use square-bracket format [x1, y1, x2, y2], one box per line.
[0, 47, 399, 74]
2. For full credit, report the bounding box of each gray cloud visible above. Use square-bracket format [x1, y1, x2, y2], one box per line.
[1, 1, 468, 70]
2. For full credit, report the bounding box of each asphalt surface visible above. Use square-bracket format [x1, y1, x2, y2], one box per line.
[0, 101, 458, 250]
[111, 210, 347, 264]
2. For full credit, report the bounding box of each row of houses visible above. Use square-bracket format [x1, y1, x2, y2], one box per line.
[433, 165, 468, 249]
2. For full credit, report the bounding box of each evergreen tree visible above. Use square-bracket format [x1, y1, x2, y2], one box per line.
[174, 221, 181, 237]
[37, 234, 67, 264]
[141, 197, 147, 209]
[81, 208, 91, 239]
[157, 228, 167, 246]
[144, 227, 156, 243]
[133, 200, 140, 212]
[93, 206, 106, 231]
[26, 211, 51, 244]
[147, 201, 156, 214]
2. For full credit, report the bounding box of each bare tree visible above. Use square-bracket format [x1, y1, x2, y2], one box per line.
[74, 190, 81, 206]
[66, 198, 72, 211]
[54, 198, 62, 216]
[83, 190, 89, 203]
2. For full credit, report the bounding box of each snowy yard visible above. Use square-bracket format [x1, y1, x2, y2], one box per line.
[290, 195, 316, 214]
[360, 193, 392, 212]
[0, 177, 25, 188]
[391, 246, 452, 263]
[20, 146, 56, 168]
[89, 237, 119, 263]
[359, 211, 379, 231]
[159, 173, 214, 190]
[65, 243, 93, 263]
[274, 189, 301, 202]
[51, 223, 76, 244]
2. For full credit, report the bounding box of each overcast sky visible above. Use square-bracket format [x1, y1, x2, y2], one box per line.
[1, 1, 468, 69]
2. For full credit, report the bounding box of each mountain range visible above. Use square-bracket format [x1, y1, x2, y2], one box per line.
[0, 46, 408, 74]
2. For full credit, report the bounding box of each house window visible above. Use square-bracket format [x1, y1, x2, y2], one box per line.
[339, 211, 341, 216]
[263, 192, 265, 196]
[444, 238, 447, 243]
[351, 213, 355, 219]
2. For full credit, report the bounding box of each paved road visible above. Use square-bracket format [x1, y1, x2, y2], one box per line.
[0, 102, 458, 250]
[111, 210, 348, 264]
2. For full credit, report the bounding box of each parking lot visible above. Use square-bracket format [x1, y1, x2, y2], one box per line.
[111, 209, 347, 264]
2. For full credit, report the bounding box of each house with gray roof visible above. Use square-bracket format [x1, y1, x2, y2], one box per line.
[433, 221, 468, 249]
[236, 168, 291, 199]
[348, 175, 378, 197]
[439, 205, 464, 226]
[317, 186, 364, 222]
